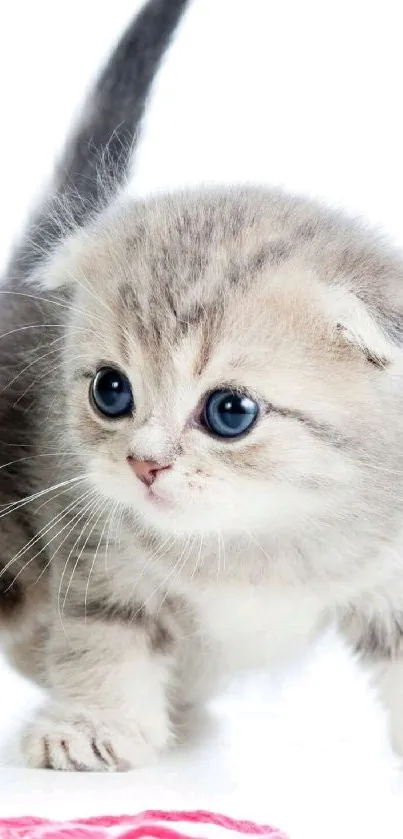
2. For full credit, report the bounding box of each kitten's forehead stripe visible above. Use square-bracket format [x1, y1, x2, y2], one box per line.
[118, 282, 140, 363]
[193, 329, 212, 378]
[273, 406, 350, 448]
[226, 242, 294, 285]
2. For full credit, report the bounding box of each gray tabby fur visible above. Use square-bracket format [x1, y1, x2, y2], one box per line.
[2, 0, 403, 773]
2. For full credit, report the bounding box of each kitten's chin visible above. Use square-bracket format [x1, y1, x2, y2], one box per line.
[137, 494, 195, 533]
[146, 487, 175, 511]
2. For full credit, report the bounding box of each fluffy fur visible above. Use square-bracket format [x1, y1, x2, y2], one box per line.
[3, 1, 403, 773]
[2, 184, 403, 769]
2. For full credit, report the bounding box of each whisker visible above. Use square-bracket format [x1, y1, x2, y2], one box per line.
[191, 535, 204, 580]
[34, 475, 86, 514]
[55, 494, 101, 617]
[1, 339, 92, 398]
[62, 496, 107, 615]
[31, 508, 95, 591]
[84, 500, 113, 621]
[60, 265, 114, 318]
[0, 474, 90, 519]
[30, 491, 101, 588]
[0, 324, 63, 342]
[0, 485, 94, 584]
[0, 290, 106, 327]
[58, 494, 104, 635]
[130, 534, 176, 598]
[13, 353, 91, 406]
[159, 537, 196, 610]
[244, 530, 272, 563]
[0, 452, 79, 475]
[114, 505, 125, 553]
[104, 501, 121, 575]
[136, 537, 194, 624]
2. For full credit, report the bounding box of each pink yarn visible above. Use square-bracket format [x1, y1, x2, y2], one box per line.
[0, 809, 287, 839]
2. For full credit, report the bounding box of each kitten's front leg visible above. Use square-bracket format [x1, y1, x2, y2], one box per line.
[22, 608, 174, 772]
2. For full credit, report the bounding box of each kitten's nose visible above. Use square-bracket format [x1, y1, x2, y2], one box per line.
[127, 458, 171, 487]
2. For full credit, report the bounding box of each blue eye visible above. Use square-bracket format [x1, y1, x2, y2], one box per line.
[203, 389, 259, 438]
[91, 367, 134, 418]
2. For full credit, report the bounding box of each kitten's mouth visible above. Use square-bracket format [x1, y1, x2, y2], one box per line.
[146, 487, 174, 510]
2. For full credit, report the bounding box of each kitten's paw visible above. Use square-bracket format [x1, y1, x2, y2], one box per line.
[22, 702, 171, 772]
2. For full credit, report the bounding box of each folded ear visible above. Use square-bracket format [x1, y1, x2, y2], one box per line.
[27, 228, 88, 294]
[325, 287, 402, 367]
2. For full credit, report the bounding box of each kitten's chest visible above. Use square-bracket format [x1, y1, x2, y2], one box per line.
[184, 580, 323, 673]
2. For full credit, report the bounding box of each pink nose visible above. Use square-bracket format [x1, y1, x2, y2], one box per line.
[127, 458, 171, 487]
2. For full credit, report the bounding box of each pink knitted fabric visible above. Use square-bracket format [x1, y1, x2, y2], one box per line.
[0, 809, 287, 839]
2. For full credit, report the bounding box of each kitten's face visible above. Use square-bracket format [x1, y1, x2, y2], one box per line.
[47, 191, 403, 541]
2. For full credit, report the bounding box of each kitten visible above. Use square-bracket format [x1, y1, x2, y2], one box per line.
[2, 6, 403, 774]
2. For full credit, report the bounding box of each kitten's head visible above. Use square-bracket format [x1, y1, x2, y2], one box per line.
[35, 188, 403, 544]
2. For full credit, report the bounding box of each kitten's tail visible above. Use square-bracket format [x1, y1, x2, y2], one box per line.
[9, 0, 189, 278]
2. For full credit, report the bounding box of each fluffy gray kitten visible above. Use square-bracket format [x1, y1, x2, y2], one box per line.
[2, 2, 403, 772]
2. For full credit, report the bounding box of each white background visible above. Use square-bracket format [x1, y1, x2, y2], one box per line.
[1, 2, 403, 837]
[1, 0, 403, 273]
